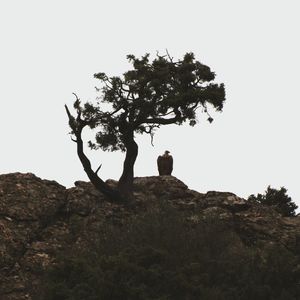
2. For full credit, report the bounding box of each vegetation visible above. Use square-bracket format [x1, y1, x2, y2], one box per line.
[65, 52, 225, 201]
[248, 186, 298, 217]
[38, 204, 300, 300]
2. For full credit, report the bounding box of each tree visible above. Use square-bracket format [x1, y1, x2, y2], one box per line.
[248, 186, 298, 217]
[65, 52, 225, 202]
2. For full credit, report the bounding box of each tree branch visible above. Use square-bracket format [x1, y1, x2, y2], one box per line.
[145, 116, 182, 125]
[95, 164, 102, 175]
[143, 124, 160, 146]
[107, 106, 123, 117]
[72, 92, 80, 101]
[65, 103, 123, 202]
[157, 109, 177, 117]
[166, 49, 174, 63]
[64, 104, 73, 121]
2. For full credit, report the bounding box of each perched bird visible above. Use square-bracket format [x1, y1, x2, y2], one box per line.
[157, 150, 173, 175]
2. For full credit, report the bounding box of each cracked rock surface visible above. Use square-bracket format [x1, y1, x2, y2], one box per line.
[0, 173, 299, 299]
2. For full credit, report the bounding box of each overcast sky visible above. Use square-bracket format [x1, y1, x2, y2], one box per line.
[1, 1, 299, 209]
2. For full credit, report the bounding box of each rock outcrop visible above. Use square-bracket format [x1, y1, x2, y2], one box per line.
[0, 173, 299, 299]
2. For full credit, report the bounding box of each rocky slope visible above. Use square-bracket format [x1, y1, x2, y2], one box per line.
[0, 173, 299, 299]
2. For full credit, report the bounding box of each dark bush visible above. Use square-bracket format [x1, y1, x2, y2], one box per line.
[248, 186, 298, 217]
[37, 203, 300, 300]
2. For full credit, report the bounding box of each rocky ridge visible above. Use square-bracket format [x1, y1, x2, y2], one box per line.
[0, 173, 299, 299]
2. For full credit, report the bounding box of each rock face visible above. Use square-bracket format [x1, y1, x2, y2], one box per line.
[0, 173, 299, 299]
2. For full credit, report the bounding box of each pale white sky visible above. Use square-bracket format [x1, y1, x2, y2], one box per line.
[1, 1, 299, 209]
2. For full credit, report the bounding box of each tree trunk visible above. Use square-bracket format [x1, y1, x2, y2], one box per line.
[75, 130, 123, 202]
[65, 104, 124, 202]
[118, 133, 138, 200]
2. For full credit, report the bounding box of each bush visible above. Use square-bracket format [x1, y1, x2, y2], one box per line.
[248, 186, 298, 217]
[36, 203, 300, 300]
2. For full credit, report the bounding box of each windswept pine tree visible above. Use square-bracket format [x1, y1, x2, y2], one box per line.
[65, 52, 225, 201]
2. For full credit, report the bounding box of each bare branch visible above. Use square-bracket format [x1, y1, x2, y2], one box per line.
[65, 102, 87, 133]
[156, 50, 167, 60]
[107, 77, 113, 86]
[120, 84, 130, 93]
[64, 104, 73, 120]
[108, 106, 123, 116]
[72, 92, 80, 102]
[144, 116, 181, 125]
[103, 80, 113, 90]
[95, 164, 102, 175]
[166, 49, 173, 63]
[71, 137, 77, 143]
[157, 109, 177, 117]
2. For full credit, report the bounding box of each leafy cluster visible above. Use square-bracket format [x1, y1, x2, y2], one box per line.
[38, 204, 299, 300]
[248, 186, 298, 217]
[78, 52, 225, 152]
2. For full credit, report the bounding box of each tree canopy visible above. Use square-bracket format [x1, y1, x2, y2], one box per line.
[65, 52, 226, 201]
[248, 186, 298, 217]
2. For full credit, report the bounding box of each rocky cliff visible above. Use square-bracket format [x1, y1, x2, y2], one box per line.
[0, 173, 299, 299]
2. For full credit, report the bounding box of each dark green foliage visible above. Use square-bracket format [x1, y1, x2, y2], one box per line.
[77, 52, 225, 152]
[248, 186, 298, 217]
[37, 204, 300, 300]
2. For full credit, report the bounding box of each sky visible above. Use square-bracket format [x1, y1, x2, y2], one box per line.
[1, 1, 299, 210]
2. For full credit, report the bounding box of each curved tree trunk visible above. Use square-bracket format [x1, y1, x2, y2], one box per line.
[65, 104, 124, 202]
[65, 105, 138, 202]
[75, 130, 123, 202]
[118, 133, 138, 200]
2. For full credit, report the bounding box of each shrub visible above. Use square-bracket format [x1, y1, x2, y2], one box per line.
[248, 186, 298, 217]
[36, 203, 300, 300]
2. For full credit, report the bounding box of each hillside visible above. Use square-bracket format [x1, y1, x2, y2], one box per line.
[0, 173, 299, 299]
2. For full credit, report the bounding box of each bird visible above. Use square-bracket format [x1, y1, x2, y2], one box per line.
[157, 150, 173, 175]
